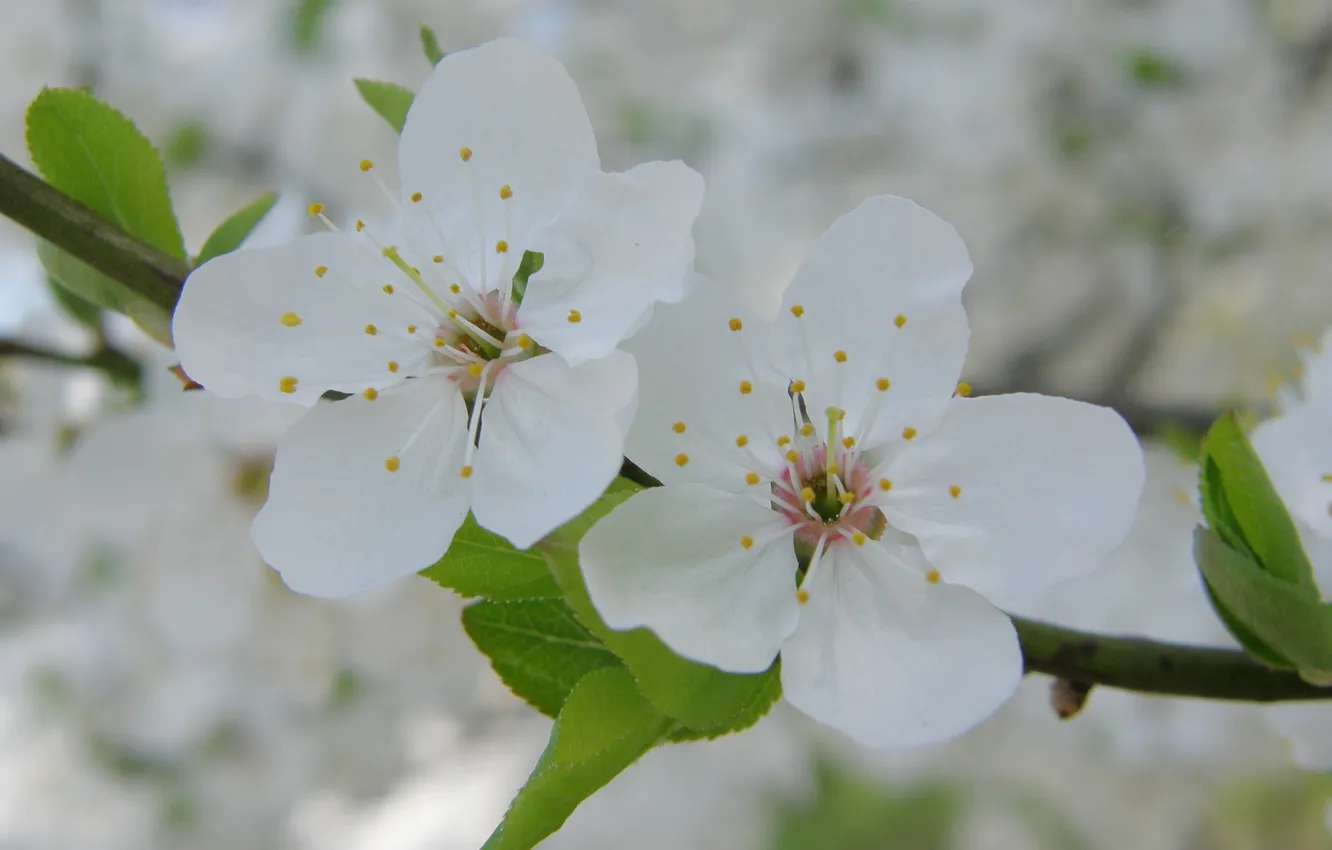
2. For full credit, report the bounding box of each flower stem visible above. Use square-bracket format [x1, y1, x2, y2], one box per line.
[0, 153, 189, 315]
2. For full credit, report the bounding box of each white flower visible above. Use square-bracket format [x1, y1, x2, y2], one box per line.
[172, 38, 704, 597]
[581, 196, 1145, 748]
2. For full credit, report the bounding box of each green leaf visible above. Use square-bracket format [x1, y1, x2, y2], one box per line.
[353, 79, 414, 134]
[196, 193, 279, 265]
[545, 542, 781, 739]
[462, 598, 621, 717]
[482, 667, 671, 850]
[421, 514, 562, 600]
[1200, 414, 1316, 590]
[1195, 528, 1332, 671]
[46, 276, 101, 330]
[419, 24, 446, 66]
[511, 250, 543, 305]
[26, 88, 185, 260]
[37, 242, 173, 345]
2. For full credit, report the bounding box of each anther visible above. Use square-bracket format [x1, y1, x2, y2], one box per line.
[499, 184, 513, 199]
[362, 388, 379, 401]
[949, 485, 961, 499]
[902, 427, 917, 440]
[382, 284, 394, 294]
[790, 380, 806, 393]
[355, 220, 365, 232]
[567, 309, 582, 324]
[735, 435, 749, 448]
[956, 381, 972, 397]
[839, 491, 855, 505]
[926, 569, 940, 584]
[407, 324, 417, 335]
[790, 304, 805, 318]
[796, 589, 810, 604]
[516, 334, 533, 349]
[434, 337, 446, 348]
[740, 536, 754, 550]
[728, 318, 743, 332]
[447, 310, 458, 320]
[826, 463, 839, 475]
[851, 532, 866, 546]
[387, 361, 399, 373]
[314, 265, 328, 278]
[459, 147, 472, 162]
[385, 456, 400, 472]
[799, 423, 815, 438]
[364, 324, 378, 336]
[306, 203, 324, 216]
[279, 312, 302, 327]
[785, 450, 800, 463]
[468, 363, 484, 378]
[672, 421, 686, 434]
[1322, 473, 1332, 482]
[894, 314, 907, 328]
[876, 377, 890, 391]
[833, 350, 847, 363]
[675, 453, 689, 467]
[460, 465, 473, 478]
[800, 487, 816, 504]
[279, 376, 298, 394]
[878, 478, 892, 491]
[842, 437, 856, 449]
[776, 436, 791, 447]
[739, 380, 753, 395]
[745, 472, 760, 486]
[410, 192, 423, 203]
[495, 240, 509, 253]
[359, 159, 373, 171]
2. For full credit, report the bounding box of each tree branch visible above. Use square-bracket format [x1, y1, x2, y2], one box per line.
[0, 153, 188, 315]
[0, 339, 141, 385]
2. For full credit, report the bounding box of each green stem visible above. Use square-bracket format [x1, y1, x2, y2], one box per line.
[0, 153, 188, 315]
[0, 340, 141, 386]
[2, 151, 1326, 704]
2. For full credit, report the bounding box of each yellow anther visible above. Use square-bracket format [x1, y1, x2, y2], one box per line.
[362, 388, 379, 401]
[306, 202, 324, 216]
[672, 421, 686, 434]
[894, 314, 907, 328]
[385, 456, 400, 472]
[499, 184, 513, 199]
[447, 310, 459, 320]
[728, 317, 743, 332]
[279, 312, 302, 327]
[926, 569, 940, 584]
[739, 380, 753, 395]
[516, 334, 534, 349]
[740, 535, 754, 550]
[364, 324, 378, 336]
[460, 465, 474, 478]
[956, 381, 972, 397]
[382, 284, 394, 294]
[851, 532, 866, 546]
[410, 192, 423, 203]
[790, 304, 805, 318]
[799, 423, 815, 438]
[407, 324, 418, 335]
[675, 453, 690, 467]
[359, 159, 373, 171]
[902, 427, 917, 440]
[745, 472, 761, 486]
[355, 220, 365, 232]
[878, 478, 892, 491]
[776, 435, 791, 447]
[467, 362, 484, 378]
[826, 462, 839, 475]
[790, 380, 806, 393]
[949, 484, 961, 499]
[833, 350, 848, 363]
[786, 450, 800, 463]
[796, 588, 810, 604]
[568, 309, 582, 324]
[279, 376, 298, 394]
[449, 283, 461, 294]
[736, 435, 749, 448]
[314, 265, 328, 278]
[876, 377, 890, 392]
[387, 361, 399, 373]
[839, 491, 855, 505]
[429, 255, 442, 265]
[495, 240, 509, 253]
[459, 147, 472, 162]
[842, 436, 856, 449]
[434, 337, 446, 348]
[801, 487, 816, 503]
[1323, 473, 1332, 483]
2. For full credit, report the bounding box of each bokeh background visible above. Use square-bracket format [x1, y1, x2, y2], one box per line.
[2, 0, 1332, 847]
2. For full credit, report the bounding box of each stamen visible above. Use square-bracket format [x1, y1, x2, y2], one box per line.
[736, 435, 749, 448]
[949, 485, 961, 499]
[279, 376, 298, 394]
[902, 427, 917, 440]
[926, 569, 940, 584]
[894, 314, 907, 328]
[672, 421, 686, 434]
[955, 381, 972, 397]
[499, 184, 513, 200]
[675, 453, 690, 467]
[362, 388, 379, 401]
[385, 456, 400, 472]
[740, 535, 754, 550]
[728, 318, 743, 332]
[314, 265, 328, 278]
[790, 380, 806, 393]
[797, 532, 832, 598]
[279, 312, 302, 327]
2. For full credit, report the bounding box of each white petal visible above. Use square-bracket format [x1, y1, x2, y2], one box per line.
[252, 377, 470, 597]
[769, 196, 972, 446]
[622, 276, 793, 489]
[1251, 403, 1332, 540]
[470, 351, 637, 549]
[398, 38, 600, 294]
[780, 539, 1021, 747]
[1267, 703, 1332, 769]
[580, 483, 800, 673]
[173, 232, 436, 405]
[519, 161, 705, 365]
[881, 394, 1145, 608]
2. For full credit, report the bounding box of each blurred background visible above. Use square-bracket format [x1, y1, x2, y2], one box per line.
[2, 0, 1332, 847]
